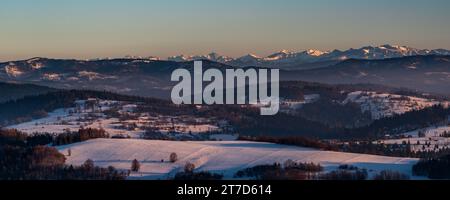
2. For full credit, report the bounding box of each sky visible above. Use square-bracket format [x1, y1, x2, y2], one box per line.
[1, 0, 450, 61]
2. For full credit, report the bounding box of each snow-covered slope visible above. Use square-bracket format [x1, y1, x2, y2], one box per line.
[343, 91, 448, 120]
[57, 138, 419, 180]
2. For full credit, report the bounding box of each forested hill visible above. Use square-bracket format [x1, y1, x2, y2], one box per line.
[0, 82, 56, 103]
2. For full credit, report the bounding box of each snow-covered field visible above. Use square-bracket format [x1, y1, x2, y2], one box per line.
[8, 108, 83, 134]
[343, 91, 449, 120]
[57, 138, 420, 180]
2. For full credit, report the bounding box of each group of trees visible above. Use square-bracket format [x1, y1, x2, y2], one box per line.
[0, 129, 127, 180]
[174, 171, 223, 180]
[413, 154, 450, 179]
[318, 169, 368, 180]
[339, 141, 450, 158]
[234, 161, 323, 180]
[439, 131, 450, 138]
[338, 141, 414, 157]
[238, 135, 337, 151]
[173, 162, 223, 180]
[0, 128, 110, 147]
[53, 128, 109, 146]
[373, 170, 410, 180]
[129, 152, 178, 173]
[233, 162, 411, 180]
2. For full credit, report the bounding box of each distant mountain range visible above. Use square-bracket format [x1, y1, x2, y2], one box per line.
[167, 45, 450, 69]
[0, 45, 449, 98]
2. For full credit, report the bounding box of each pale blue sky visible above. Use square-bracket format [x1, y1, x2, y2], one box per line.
[1, 0, 450, 61]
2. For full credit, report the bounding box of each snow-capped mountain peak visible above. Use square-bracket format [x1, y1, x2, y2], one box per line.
[237, 54, 261, 62]
[279, 49, 291, 54]
[163, 45, 450, 67]
[167, 55, 190, 62]
[167, 52, 233, 63]
[378, 44, 413, 52]
[266, 50, 294, 60]
[246, 53, 261, 58]
[305, 49, 327, 56]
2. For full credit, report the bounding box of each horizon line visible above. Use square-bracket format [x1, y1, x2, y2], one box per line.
[2, 43, 449, 63]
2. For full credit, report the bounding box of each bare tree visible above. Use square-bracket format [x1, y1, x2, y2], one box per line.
[131, 159, 141, 172]
[184, 162, 195, 173]
[170, 152, 178, 163]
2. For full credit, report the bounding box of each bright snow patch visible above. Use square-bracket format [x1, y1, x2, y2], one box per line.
[5, 64, 23, 77]
[42, 73, 61, 81]
[78, 71, 117, 80]
[343, 91, 448, 120]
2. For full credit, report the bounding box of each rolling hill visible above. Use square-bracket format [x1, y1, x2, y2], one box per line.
[57, 138, 420, 180]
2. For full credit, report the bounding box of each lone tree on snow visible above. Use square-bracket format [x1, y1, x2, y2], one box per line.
[184, 162, 195, 173]
[170, 152, 178, 163]
[131, 159, 141, 172]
